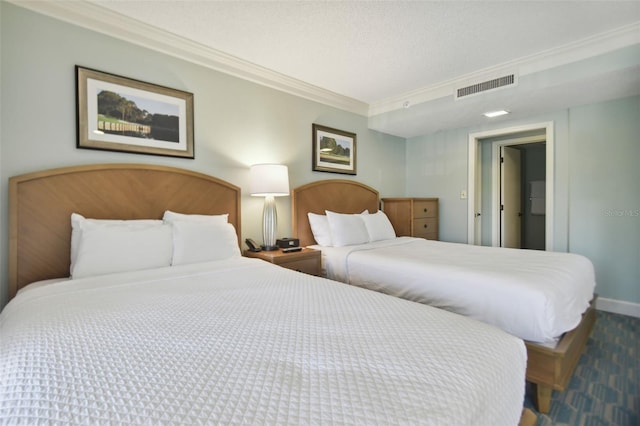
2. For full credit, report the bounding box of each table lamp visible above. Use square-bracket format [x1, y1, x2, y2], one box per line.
[250, 164, 290, 250]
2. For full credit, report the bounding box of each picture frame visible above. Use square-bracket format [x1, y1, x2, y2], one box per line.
[312, 123, 357, 175]
[76, 66, 194, 158]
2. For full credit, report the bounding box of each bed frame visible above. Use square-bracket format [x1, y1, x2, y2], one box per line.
[291, 179, 597, 414]
[8, 163, 241, 299]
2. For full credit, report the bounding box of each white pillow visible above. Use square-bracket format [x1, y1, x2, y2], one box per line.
[325, 210, 369, 247]
[308, 212, 333, 246]
[308, 210, 369, 246]
[70, 213, 163, 273]
[171, 221, 240, 266]
[163, 210, 228, 224]
[361, 210, 397, 242]
[72, 224, 173, 279]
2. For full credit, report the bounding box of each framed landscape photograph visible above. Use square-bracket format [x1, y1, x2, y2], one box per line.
[76, 66, 194, 158]
[312, 124, 357, 175]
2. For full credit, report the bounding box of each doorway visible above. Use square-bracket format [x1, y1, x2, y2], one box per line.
[492, 141, 547, 249]
[467, 122, 554, 250]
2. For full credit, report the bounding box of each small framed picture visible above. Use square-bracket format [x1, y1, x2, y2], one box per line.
[76, 66, 194, 158]
[312, 123, 357, 175]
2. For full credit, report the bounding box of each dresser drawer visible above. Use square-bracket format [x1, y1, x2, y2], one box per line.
[413, 200, 438, 219]
[413, 218, 438, 239]
[244, 248, 321, 276]
[382, 197, 439, 241]
[279, 257, 320, 275]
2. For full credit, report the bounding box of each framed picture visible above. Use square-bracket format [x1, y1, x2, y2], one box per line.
[76, 66, 194, 158]
[312, 124, 357, 175]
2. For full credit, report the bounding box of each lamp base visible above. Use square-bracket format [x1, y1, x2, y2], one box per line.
[262, 195, 278, 251]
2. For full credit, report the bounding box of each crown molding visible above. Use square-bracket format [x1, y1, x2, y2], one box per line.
[369, 21, 640, 116]
[8, 0, 369, 116]
[8, 1, 639, 119]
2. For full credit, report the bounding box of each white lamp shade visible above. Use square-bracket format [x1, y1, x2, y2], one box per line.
[250, 164, 290, 197]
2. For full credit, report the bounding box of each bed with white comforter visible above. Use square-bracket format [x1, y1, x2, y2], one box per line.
[292, 178, 597, 414]
[314, 237, 596, 344]
[0, 257, 526, 425]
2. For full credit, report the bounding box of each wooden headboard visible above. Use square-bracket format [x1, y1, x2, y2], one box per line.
[8, 163, 241, 299]
[291, 180, 379, 247]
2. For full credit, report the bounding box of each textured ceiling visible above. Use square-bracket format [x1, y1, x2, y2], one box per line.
[83, 1, 640, 136]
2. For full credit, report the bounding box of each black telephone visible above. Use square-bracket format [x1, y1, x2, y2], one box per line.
[245, 238, 262, 252]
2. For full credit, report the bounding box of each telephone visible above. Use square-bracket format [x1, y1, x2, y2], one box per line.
[245, 238, 262, 252]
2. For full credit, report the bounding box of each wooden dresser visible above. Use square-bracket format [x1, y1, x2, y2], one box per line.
[381, 197, 439, 240]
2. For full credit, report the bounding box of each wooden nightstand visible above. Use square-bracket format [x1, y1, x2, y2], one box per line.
[243, 248, 321, 276]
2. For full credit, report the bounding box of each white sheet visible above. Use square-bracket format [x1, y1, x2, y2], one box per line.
[1, 258, 526, 425]
[312, 237, 596, 343]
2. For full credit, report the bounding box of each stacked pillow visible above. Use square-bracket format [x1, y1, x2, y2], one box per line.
[308, 210, 396, 247]
[70, 211, 240, 279]
[70, 214, 169, 279]
[163, 211, 239, 266]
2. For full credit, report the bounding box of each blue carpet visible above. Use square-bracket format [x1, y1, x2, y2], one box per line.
[524, 311, 639, 426]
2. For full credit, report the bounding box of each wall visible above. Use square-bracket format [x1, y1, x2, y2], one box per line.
[403, 127, 471, 243]
[0, 3, 406, 307]
[406, 95, 640, 309]
[568, 96, 640, 308]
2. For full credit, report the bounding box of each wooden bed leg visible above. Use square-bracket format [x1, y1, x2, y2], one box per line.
[535, 384, 552, 414]
[519, 408, 537, 426]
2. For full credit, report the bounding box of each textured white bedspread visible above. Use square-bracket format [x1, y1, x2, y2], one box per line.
[316, 238, 596, 343]
[1, 258, 526, 425]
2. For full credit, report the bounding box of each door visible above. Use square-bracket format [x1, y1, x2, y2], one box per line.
[500, 146, 521, 248]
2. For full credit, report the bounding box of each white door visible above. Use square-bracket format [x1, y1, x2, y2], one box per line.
[500, 146, 521, 248]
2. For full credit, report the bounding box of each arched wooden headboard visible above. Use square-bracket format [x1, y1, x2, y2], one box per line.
[291, 179, 379, 247]
[8, 163, 241, 299]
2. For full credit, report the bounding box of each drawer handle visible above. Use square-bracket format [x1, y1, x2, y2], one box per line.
[423, 224, 428, 229]
[423, 208, 428, 213]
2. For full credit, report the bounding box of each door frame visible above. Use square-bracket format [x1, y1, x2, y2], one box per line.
[467, 122, 554, 250]
[492, 136, 545, 247]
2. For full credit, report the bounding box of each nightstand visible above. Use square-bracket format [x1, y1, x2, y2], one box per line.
[243, 248, 321, 276]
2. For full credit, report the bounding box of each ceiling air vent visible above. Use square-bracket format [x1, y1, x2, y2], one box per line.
[455, 74, 516, 99]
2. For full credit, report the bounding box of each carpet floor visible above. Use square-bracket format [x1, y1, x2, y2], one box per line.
[523, 310, 639, 426]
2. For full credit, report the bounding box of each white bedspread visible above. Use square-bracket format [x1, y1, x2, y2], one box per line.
[1, 258, 526, 425]
[314, 237, 596, 343]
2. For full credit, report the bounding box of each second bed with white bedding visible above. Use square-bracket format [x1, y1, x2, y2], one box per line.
[314, 237, 596, 343]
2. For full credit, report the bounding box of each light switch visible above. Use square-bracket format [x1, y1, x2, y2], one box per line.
[460, 190, 467, 199]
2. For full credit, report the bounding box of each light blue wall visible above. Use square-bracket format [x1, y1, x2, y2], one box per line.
[406, 96, 640, 304]
[568, 96, 640, 304]
[403, 128, 471, 243]
[0, 3, 406, 307]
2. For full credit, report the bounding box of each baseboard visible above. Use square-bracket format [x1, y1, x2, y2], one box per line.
[596, 297, 640, 318]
